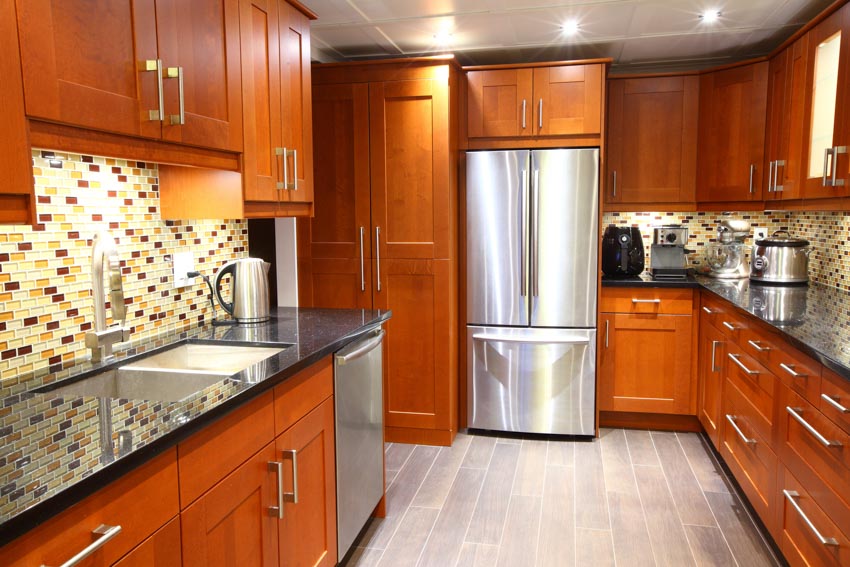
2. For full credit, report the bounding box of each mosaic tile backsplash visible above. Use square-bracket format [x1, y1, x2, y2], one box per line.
[0, 150, 247, 383]
[602, 211, 850, 292]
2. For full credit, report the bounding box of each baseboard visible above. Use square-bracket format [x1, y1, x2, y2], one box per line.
[599, 411, 703, 432]
[384, 426, 455, 446]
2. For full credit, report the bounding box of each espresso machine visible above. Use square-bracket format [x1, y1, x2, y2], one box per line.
[650, 225, 690, 280]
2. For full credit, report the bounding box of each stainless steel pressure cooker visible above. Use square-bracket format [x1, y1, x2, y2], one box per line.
[749, 231, 812, 284]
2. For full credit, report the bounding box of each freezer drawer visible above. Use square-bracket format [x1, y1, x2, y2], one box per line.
[467, 326, 596, 435]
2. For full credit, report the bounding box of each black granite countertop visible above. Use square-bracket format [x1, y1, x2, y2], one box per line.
[0, 307, 390, 545]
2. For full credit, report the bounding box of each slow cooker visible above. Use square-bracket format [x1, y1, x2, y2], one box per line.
[749, 231, 812, 284]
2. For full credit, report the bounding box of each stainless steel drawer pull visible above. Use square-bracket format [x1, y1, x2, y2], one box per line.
[821, 393, 850, 414]
[711, 340, 720, 373]
[728, 353, 759, 375]
[725, 414, 756, 445]
[785, 406, 842, 447]
[283, 449, 299, 503]
[632, 299, 661, 304]
[521, 99, 527, 129]
[269, 461, 284, 518]
[747, 340, 770, 352]
[780, 362, 806, 378]
[722, 321, 738, 331]
[783, 490, 839, 546]
[41, 524, 122, 567]
[702, 306, 715, 314]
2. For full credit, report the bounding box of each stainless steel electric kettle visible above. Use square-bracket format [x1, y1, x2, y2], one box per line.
[214, 258, 271, 323]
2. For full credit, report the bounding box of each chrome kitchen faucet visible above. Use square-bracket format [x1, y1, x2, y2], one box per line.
[85, 231, 131, 362]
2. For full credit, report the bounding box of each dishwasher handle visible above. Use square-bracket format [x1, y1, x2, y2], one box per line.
[336, 330, 384, 365]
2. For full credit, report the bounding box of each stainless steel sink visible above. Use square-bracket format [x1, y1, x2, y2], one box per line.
[123, 343, 286, 374]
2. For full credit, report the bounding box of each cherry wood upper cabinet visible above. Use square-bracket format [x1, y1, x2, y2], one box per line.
[16, 0, 243, 153]
[467, 68, 533, 138]
[533, 64, 603, 136]
[696, 62, 769, 203]
[606, 75, 698, 206]
[765, 36, 808, 201]
[801, 3, 850, 199]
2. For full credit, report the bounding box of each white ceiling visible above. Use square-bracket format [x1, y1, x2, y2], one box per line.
[301, 0, 833, 72]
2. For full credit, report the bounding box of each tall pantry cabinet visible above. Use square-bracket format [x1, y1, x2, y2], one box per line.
[298, 60, 460, 446]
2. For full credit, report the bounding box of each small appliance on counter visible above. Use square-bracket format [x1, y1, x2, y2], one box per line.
[601, 225, 645, 277]
[650, 225, 690, 280]
[214, 257, 272, 323]
[750, 230, 812, 285]
[705, 219, 751, 279]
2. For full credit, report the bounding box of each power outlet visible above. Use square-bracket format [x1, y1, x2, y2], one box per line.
[173, 251, 195, 288]
[754, 228, 767, 240]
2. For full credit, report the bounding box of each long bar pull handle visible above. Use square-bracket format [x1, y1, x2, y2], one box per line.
[337, 330, 384, 364]
[722, 321, 738, 331]
[775, 160, 785, 191]
[632, 299, 661, 304]
[748, 164, 755, 194]
[786, 406, 842, 447]
[711, 340, 719, 373]
[767, 160, 774, 193]
[538, 98, 543, 130]
[728, 353, 759, 375]
[375, 226, 381, 292]
[605, 320, 609, 349]
[520, 167, 529, 298]
[291, 149, 299, 190]
[725, 415, 756, 445]
[521, 99, 527, 129]
[748, 340, 771, 352]
[702, 306, 715, 314]
[780, 362, 806, 378]
[783, 490, 840, 546]
[822, 393, 850, 413]
[359, 227, 365, 292]
[612, 170, 617, 198]
[823, 147, 832, 187]
[832, 146, 846, 187]
[166, 66, 185, 125]
[268, 461, 284, 518]
[283, 449, 299, 503]
[143, 59, 164, 121]
[41, 524, 122, 567]
[531, 168, 540, 297]
[276, 147, 289, 190]
[473, 333, 590, 345]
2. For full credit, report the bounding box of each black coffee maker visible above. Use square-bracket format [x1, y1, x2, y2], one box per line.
[602, 225, 645, 277]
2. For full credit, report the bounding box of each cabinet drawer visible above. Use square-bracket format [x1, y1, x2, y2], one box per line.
[600, 287, 693, 315]
[0, 449, 179, 566]
[820, 368, 850, 436]
[273, 356, 333, 435]
[700, 292, 742, 332]
[719, 380, 777, 527]
[779, 386, 850, 532]
[741, 326, 822, 407]
[724, 349, 776, 444]
[778, 467, 850, 567]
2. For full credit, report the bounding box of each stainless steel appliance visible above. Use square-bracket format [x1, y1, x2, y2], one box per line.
[750, 231, 812, 284]
[749, 283, 808, 326]
[214, 258, 271, 323]
[650, 225, 689, 280]
[334, 325, 384, 562]
[601, 225, 645, 277]
[706, 219, 751, 279]
[466, 148, 598, 436]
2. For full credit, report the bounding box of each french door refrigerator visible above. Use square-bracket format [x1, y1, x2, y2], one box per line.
[466, 148, 598, 435]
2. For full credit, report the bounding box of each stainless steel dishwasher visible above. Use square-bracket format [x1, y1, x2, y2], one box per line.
[334, 325, 384, 562]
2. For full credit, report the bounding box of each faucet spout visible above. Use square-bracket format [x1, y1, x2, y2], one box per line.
[86, 231, 131, 362]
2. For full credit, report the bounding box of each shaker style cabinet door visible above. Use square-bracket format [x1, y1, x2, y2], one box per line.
[533, 64, 603, 136]
[697, 317, 725, 448]
[466, 68, 533, 138]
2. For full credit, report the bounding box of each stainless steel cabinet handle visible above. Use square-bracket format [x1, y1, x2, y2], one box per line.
[375, 226, 381, 292]
[359, 227, 365, 292]
[166, 66, 185, 125]
[783, 490, 839, 546]
[780, 362, 806, 378]
[823, 147, 832, 187]
[725, 415, 756, 445]
[747, 340, 770, 352]
[531, 168, 540, 297]
[775, 160, 785, 191]
[748, 164, 755, 194]
[275, 147, 288, 190]
[722, 321, 738, 331]
[521, 99, 527, 129]
[822, 393, 850, 413]
[337, 330, 384, 364]
[605, 320, 609, 348]
[41, 524, 122, 567]
[711, 340, 720, 372]
[786, 406, 842, 447]
[281, 148, 297, 190]
[473, 333, 591, 345]
[632, 298, 660, 304]
[612, 170, 617, 198]
[833, 146, 846, 187]
[143, 59, 164, 121]
[268, 461, 283, 518]
[728, 353, 759, 375]
[702, 306, 715, 314]
[538, 98, 543, 129]
[767, 160, 774, 193]
[283, 449, 299, 503]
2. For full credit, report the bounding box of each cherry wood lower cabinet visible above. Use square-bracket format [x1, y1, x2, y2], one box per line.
[114, 517, 182, 567]
[697, 315, 725, 447]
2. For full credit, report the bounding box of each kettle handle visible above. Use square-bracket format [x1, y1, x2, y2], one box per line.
[214, 260, 237, 316]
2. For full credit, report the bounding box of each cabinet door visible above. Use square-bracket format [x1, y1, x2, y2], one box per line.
[598, 312, 694, 414]
[532, 64, 603, 136]
[466, 68, 533, 138]
[696, 62, 768, 202]
[240, 0, 283, 203]
[156, 0, 243, 152]
[181, 443, 279, 567]
[370, 79, 451, 260]
[801, 4, 850, 199]
[374, 259, 454, 432]
[16, 0, 161, 139]
[299, 258, 374, 309]
[698, 318, 725, 448]
[276, 397, 337, 567]
[309, 83, 372, 260]
[113, 516, 182, 567]
[606, 76, 698, 204]
[279, 0, 314, 203]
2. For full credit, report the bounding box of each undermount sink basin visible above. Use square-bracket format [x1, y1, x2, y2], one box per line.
[34, 342, 288, 402]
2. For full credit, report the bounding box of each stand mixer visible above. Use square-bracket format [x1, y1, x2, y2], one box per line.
[705, 219, 751, 279]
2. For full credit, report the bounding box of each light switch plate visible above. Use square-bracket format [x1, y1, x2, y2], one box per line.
[173, 251, 195, 288]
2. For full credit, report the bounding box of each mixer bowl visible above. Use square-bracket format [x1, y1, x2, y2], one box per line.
[705, 243, 750, 278]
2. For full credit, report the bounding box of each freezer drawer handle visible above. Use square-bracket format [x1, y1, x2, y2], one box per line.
[783, 490, 839, 546]
[632, 299, 660, 304]
[336, 330, 384, 365]
[786, 406, 842, 447]
[822, 393, 850, 413]
[473, 333, 590, 345]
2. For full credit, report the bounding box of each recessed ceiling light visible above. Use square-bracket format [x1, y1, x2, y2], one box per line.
[433, 31, 453, 45]
[700, 10, 721, 24]
[561, 20, 580, 35]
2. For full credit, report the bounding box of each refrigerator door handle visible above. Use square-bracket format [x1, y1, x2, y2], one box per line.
[531, 167, 540, 297]
[472, 333, 590, 345]
[520, 166, 529, 297]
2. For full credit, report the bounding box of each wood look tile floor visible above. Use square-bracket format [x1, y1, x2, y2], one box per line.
[342, 429, 782, 567]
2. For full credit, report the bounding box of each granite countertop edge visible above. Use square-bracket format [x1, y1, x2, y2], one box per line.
[0, 307, 391, 547]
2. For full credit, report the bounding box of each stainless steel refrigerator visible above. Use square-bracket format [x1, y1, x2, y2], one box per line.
[466, 148, 598, 435]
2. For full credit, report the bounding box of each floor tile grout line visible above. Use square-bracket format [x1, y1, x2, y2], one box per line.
[532, 441, 550, 566]
[492, 437, 523, 565]
[596, 431, 618, 567]
[655, 431, 703, 566]
[618, 428, 660, 567]
[460, 434, 498, 550]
